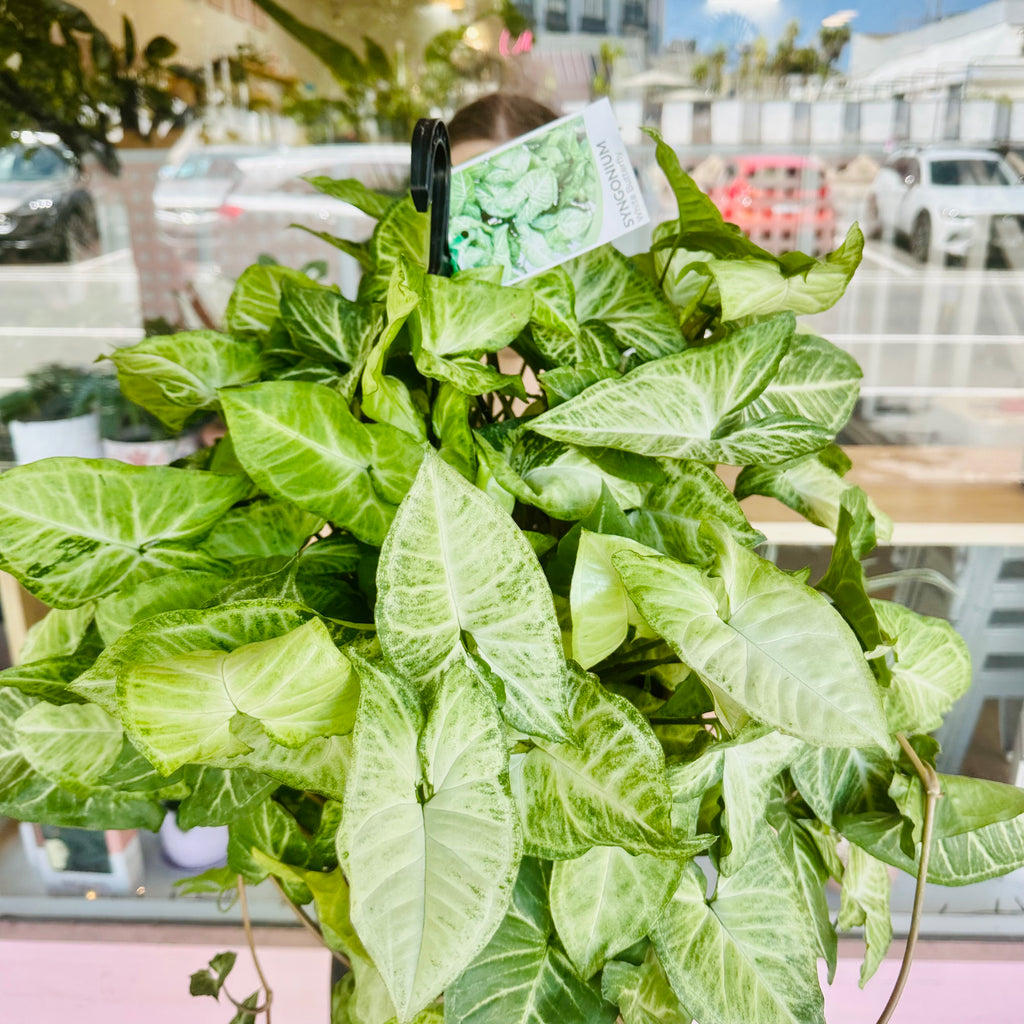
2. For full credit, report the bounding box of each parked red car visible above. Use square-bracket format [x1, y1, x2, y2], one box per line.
[706, 154, 836, 257]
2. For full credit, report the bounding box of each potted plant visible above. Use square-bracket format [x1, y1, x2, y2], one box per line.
[93, 373, 200, 466]
[1, 134, 1023, 1024]
[0, 363, 106, 463]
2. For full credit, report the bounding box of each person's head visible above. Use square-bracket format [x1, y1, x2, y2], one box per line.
[448, 93, 560, 165]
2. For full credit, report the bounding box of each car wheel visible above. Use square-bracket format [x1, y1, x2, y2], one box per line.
[910, 212, 931, 263]
[57, 206, 100, 263]
[864, 195, 882, 240]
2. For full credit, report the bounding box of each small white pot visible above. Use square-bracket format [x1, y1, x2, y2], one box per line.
[102, 433, 199, 466]
[159, 811, 229, 871]
[9, 412, 102, 464]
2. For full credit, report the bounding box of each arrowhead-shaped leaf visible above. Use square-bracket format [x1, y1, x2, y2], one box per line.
[735, 448, 892, 546]
[874, 600, 971, 735]
[651, 839, 826, 1024]
[613, 527, 889, 749]
[628, 461, 763, 567]
[509, 670, 679, 858]
[601, 947, 692, 1024]
[338, 661, 521, 1022]
[550, 845, 686, 979]
[280, 276, 380, 367]
[444, 858, 617, 1024]
[530, 314, 829, 465]
[708, 225, 863, 322]
[0, 459, 249, 608]
[119, 618, 357, 773]
[376, 449, 570, 740]
[562, 245, 683, 360]
[105, 330, 262, 432]
[221, 381, 423, 546]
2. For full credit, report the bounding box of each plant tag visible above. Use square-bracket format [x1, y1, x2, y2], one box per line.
[449, 98, 649, 284]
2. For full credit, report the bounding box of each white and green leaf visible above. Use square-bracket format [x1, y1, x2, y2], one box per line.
[550, 845, 686, 979]
[376, 450, 570, 740]
[651, 839, 826, 1024]
[614, 527, 890, 749]
[338, 660, 521, 1022]
[0, 459, 248, 608]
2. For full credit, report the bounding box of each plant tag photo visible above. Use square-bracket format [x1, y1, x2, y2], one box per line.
[449, 98, 649, 283]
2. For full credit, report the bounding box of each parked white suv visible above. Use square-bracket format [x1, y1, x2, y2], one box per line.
[865, 146, 1024, 263]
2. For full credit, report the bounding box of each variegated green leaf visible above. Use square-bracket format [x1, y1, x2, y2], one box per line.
[119, 618, 357, 772]
[0, 688, 163, 830]
[376, 449, 570, 740]
[409, 272, 532, 357]
[735, 448, 893, 545]
[15, 701, 123, 792]
[874, 600, 971, 735]
[280, 275, 380, 367]
[790, 745, 895, 825]
[651, 839, 826, 1024]
[200, 498, 324, 561]
[0, 459, 248, 608]
[509, 670, 680, 858]
[225, 263, 312, 336]
[550, 845, 686, 979]
[177, 765, 278, 828]
[105, 330, 262, 432]
[221, 381, 423, 546]
[530, 314, 830, 465]
[569, 531, 659, 669]
[20, 604, 96, 662]
[71, 601, 313, 712]
[614, 527, 889, 749]
[563, 245, 683, 359]
[444, 858, 617, 1024]
[601, 947, 692, 1024]
[627, 461, 763, 567]
[742, 333, 861, 435]
[841, 774, 1024, 886]
[708, 224, 863, 321]
[338, 661, 521, 1022]
[837, 843, 892, 986]
[667, 728, 802, 875]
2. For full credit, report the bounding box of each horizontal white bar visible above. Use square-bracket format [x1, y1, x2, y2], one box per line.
[0, 327, 143, 338]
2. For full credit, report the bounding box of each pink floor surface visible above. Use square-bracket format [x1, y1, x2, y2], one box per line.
[1, 937, 1021, 1022]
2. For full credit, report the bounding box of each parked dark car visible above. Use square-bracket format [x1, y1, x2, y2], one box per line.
[0, 135, 99, 262]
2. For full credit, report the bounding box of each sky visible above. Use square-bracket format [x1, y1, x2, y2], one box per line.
[664, 0, 995, 52]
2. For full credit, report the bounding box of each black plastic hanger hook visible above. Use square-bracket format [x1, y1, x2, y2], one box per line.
[410, 118, 453, 277]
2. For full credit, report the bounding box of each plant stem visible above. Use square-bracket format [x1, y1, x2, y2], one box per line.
[873, 735, 942, 1024]
[657, 226, 683, 290]
[269, 874, 352, 971]
[238, 874, 274, 1022]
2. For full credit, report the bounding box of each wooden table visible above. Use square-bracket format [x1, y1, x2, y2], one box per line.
[727, 446, 1024, 547]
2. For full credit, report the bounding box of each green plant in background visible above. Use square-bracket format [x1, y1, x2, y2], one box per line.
[1, 133, 1023, 1024]
[251, 0, 505, 141]
[450, 117, 600, 278]
[0, 363, 110, 423]
[0, 0, 201, 172]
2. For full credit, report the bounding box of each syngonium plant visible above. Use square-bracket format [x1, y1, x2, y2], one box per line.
[1, 132, 1023, 1024]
